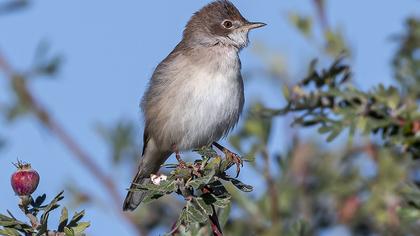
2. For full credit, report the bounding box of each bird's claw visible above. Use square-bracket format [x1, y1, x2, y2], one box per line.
[177, 160, 187, 169]
[175, 152, 187, 169]
[224, 150, 243, 178]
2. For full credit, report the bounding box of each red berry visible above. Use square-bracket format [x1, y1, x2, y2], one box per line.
[11, 162, 40, 196]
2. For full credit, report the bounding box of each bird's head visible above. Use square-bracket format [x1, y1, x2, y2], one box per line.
[183, 0, 266, 50]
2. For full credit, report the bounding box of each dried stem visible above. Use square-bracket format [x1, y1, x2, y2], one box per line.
[0, 52, 145, 235]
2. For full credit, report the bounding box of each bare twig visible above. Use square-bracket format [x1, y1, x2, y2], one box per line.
[0, 51, 145, 235]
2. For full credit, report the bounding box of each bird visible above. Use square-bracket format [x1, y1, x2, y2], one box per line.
[123, 0, 265, 211]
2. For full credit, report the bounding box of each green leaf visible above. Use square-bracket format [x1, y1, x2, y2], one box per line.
[185, 201, 208, 224]
[326, 128, 342, 142]
[70, 222, 90, 234]
[186, 170, 215, 189]
[318, 125, 332, 134]
[201, 193, 231, 209]
[194, 147, 218, 159]
[42, 191, 64, 215]
[0, 228, 20, 236]
[58, 207, 68, 232]
[218, 202, 231, 228]
[0, 214, 16, 227]
[212, 196, 230, 209]
[136, 180, 177, 193]
[225, 178, 253, 192]
[64, 227, 75, 236]
[5, 211, 16, 220]
[32, 194, 47, 208]
[194, 198, 213, 216]
[141, 191, 165, 205]
[37, 212, 49, 236]
[67, 211, 85, 227]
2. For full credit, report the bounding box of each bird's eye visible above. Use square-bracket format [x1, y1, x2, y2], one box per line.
[222, 20, 233, 29]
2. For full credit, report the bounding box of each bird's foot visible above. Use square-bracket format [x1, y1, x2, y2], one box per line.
[213, 142, 243, 177]
[224, 149, 243, 178]
[176, 152, 187, 169]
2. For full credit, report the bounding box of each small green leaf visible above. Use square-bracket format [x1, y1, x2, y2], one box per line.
[194, 147, 218, 159]
[141, 191, 165, 205]
[318, 125, 332, 134]
[136, 180, 176, 193]
[37, 212, 49, 236]
[58, 207, 68, 232]
[194, 198, 213, 216]
[202, 193, 231, 209]
[218, 202, 231, 228]
[185, 201, 208, 223]
[67, 211, 85, 227]
[70, 222, 90, 234]
[326, 128, 342, 142]
[64, 227, 75, 236]
[0, 228, 20, 236]
[32, 194, 47, 208]
[226, 178, 253, 192]
[186, 170, 215, 189]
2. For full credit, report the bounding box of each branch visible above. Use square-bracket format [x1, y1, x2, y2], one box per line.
[0, 51, 145, 235]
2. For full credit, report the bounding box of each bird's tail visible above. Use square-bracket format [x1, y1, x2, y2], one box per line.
[123, 170, 151, 211]
[123, 138, 171, 211]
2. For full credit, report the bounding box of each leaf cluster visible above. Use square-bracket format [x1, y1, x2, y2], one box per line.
[275, 57, 420, 156]
[129, 147, 253, 234]
[0, 192, 89, 236]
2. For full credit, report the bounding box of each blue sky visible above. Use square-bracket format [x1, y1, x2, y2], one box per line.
[0, 0, 419, 235]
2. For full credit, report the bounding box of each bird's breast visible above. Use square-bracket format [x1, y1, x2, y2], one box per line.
[161, 53, 244, 150]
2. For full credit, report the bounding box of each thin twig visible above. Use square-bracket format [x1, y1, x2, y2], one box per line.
[0, 51, 145, 235]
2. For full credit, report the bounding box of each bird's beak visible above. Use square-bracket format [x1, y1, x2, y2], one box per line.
[245, 22, 267, 30]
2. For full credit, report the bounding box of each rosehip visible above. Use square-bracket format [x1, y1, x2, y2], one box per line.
[11, 162, 40, 196]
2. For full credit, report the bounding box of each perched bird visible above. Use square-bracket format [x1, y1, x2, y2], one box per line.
[123, 0, 265, 211]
